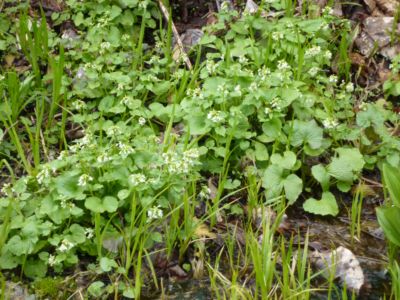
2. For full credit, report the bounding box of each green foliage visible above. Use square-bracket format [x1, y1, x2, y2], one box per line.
[376, 163, 400, 246]
[0, 0, 399, 297]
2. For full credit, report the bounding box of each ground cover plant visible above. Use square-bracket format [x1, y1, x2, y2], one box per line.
[0, 0, 399, 298]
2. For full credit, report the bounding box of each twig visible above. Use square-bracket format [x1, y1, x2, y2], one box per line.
[157, 0, 192, 70]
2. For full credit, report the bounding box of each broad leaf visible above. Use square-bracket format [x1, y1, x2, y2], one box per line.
[283, 174, 303, 204]
[376, 207, 400, 246]
[382, 163, 400, 207]
[303, 192, 339, 216]
[311, 164, 330, 191]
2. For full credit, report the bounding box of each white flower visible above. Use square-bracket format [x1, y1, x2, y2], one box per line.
[0, 183, 11, 196]
[71, 100, 86, 110]
[48, 255, 56, 266]
[78, 174, 93, 187]
[324, 50, 332, 60]
[128, 173, 147, 187]
[249, 82, 258, 92]
[85, 228, 94, 239]
[322, 6, 333, 15]
[258, 66, 271, 81]
[117, 142, 135, 158]
[0, 74, 5, 81]
[97, 153, 112, 163]
[272, 32, 284, 41]
[122, 96, 134, 106]
[238, 55, 248, 64]
[328, 75, 338, 84]
[270, 97, 282, 110]
[198, 185, 211, 199]
[277, 60, 290, 71]
[58, 239, 74, 252]
[100, 42, 111, 50]
[206, 59, 218, 75]
[234, 85, 242, 96]
[106, 125, 121, 136]
[305, 46, 321, 58]
[207, 110, 225, 123]
[36, 167, 51, 185]
[308, 67, 320, 77]
[322, 118, 339, 129]
[147, 205, 163, 221]
[359, 102, 367, 111]
[264, 107, 272, 115]
[345, 82, 354, 93]
[138, 117, 146, 126]
[217, 84, 229, 97]
[117, 83, 125, 91]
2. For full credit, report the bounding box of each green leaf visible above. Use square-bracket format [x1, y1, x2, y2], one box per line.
[382, 163, 400, 207]
[24, 259, 47, 279]
[327, 148, 364, 182]
[311, 164, 330, 191]
[291, 120, 323, 150]
[88, 281, 105, 297]
[376, 207, 400, 246]
[85, 197, 104, 213]
[271, 151, 297, 170]
[254, 142, 269, 161]
[262, 118, 282, 139]
[303, 192, 339, 216]
[103, 196, 118, 213]
[100, 257, 118, 272]
[283, 174, 303, 204]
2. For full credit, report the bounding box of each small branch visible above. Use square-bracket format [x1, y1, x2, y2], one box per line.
[158, 0, 192, 70]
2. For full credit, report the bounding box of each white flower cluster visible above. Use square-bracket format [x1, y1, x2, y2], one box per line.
[322, 6, 333, 15]
[324, 50, 332, 60]
[249, 82, 258, 92]
[48, 255, 57, 266]
[328, 75, 338, 84]
[206, 59, 218, 75]
[117, 142, 135, 158]
[305, 46, 321, 58]
[238, 55, 248, 64]
[78, 174, 93, 187]
[97, 153, 112, 163]
[128, 173, 147, 187]
[162, 148, 200, 174]
[198, 185, 211, 199]
[270, 97, 282, 111]
[322, 118, 339, 129]
[277, 60, 290, 71]
[58, 239, 74, 252]
[207, 110, 225, 123]
[60, 197, 76, 210]
[308, 67, 320, 77]
[36, 166, 51, 185]
[0, 183, 12, 196]
[138, 117, 146, 126]
[345, 82, 354, 93]
[272, 32, 284, 41]
[71, 100, 86, 110]
[258, 66, 271, 81]
[147, 205, 163, 221]
[85, 228, 94, 239]
[217, 84, 229, 98]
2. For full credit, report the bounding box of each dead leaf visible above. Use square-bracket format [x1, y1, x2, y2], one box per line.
[194, 222, 217, 239]
[311, 246, 365, 293]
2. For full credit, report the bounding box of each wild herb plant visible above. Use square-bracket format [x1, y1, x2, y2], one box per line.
[0, 0, 399, 298]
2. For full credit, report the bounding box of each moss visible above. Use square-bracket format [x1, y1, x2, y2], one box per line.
[33, 277, 63, 299]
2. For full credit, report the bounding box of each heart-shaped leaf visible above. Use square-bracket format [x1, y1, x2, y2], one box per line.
[303, 192, 339, 216]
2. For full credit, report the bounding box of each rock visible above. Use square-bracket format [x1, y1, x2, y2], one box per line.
[311, 246, 365, 293]
[355, 17, 400, 60]
[5, 282, 36, 300]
